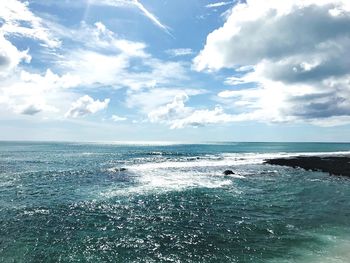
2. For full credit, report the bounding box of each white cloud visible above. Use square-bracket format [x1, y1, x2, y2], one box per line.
[0, 0, 205, 129]
[126, 88, 205, 112]
[0, 0, 75, 118]
[195, 0, 350, 126]
[53, 22, 186, 91]
[132, 0, 171, 35]
[147, 92, 241, 129]
[206, 1, 234, 8]
[0, 0, 60, 48]
[111, 115, 127, 121]
[65, 21, 149, 58]
[195, 0, 350, 71]
[0, 15, 188, 120]
[0, 69, 81, 117]
[166, 48, 193, 57]
[65, 95, 110, 118]
[89, 0, 171, 34]
[58, 49, 130, 87]
[148, 93, 192, 123]
[58, 49, 187, 91]
[0, 34, 31, 76]
[170, 106, 237, 129]
[0, 0, 58, 76]
[223, 76, 249, 85]
[310, 116, 350, 127]
[19, 69, 81, 90]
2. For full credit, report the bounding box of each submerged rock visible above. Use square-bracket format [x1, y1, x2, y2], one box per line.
[223, 170, 235, 175]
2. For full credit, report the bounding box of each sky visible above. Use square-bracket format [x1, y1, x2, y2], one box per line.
[1, 0, 350, 142]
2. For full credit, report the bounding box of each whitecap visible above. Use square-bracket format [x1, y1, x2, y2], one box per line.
[100, 168, 235, 197]
[101, 150, 350, 197]
[23, 209, 50, 216]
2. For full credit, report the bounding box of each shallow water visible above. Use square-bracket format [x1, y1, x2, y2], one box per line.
[1, 142, 350, 262]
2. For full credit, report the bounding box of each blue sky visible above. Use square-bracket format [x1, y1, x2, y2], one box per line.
[1, 0, 350, 142]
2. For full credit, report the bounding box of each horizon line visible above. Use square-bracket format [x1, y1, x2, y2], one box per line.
[1, 140, 350, 145]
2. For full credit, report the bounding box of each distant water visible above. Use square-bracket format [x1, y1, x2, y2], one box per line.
[1, 142, 350, 262]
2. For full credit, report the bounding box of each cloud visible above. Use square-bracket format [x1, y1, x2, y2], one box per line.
[126, 88, 206, 113]
[0, 0, 59, 76]
[170, 106, 238, 129]
[0, 34, 31, 76]
[64, 21, 149, 58]
[19, 105, 42, 115]
[166, 48, 194, 57]
[111, 115, 127, 121]
[0, 0, 204, 131]
[0, 0, 79, 118]
[19, 69, 81, 90]
[194, 0, 350, 126]
[148, 93, 192, 123]
[58, 49, 130, 87]
[0, 18, 187, 119]
[89, 0, 171, 34]
[15, 102, 58, 116]
[58, 50, 187, 91]
[65, 95, 110, 118]
[0, 69, 80, 117]
[206, 1, 235, 8]
[147, 92, 240, 129]
[0, 5, 191, 123]
[132, 0, 171, 35]
[0, 0, 60, 48]
[53, 22, 186, 90]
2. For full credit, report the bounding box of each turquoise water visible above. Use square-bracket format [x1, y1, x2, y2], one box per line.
[1, 142, 350, 262]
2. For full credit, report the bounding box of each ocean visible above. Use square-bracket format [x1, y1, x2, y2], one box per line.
[1, 141, 350, 262]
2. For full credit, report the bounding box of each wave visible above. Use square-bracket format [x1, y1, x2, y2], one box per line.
[125, 153, 271, 171]
[100, 151, 350, 197]
[101, 170, 235, 198]
[123, 151, 350, 171]
[269, 227, 350, 263]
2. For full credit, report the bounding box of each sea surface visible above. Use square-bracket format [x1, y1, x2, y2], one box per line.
[1, 141, 350, 262]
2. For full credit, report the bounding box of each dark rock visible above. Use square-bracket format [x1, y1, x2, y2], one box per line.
[107, 167, 127, 173]
[223, 170, 235, 175]
[264, 156, 350, 177]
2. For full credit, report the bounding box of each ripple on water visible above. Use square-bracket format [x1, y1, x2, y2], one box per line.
[2, 143, 350, 262]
